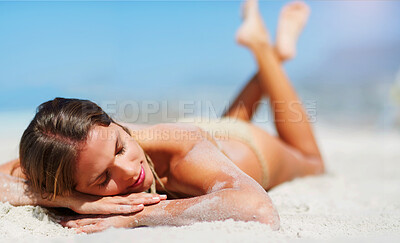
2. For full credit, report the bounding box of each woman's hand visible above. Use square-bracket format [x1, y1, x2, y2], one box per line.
[60, 214, 134, 233]
[59, 191, 166, 215]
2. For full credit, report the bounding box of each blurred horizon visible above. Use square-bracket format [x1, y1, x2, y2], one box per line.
[1, 0, 400, 130]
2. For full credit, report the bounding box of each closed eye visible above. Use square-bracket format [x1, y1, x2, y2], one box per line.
[116, 146, 126, 156]
[116, 137, 126, 156]
[98, 170, 111, 188]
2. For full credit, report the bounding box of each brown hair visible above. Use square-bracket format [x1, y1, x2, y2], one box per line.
[19, 97, 129, 199]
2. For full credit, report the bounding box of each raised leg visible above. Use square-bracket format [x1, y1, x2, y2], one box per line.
[224, 1, 310, 121]
[222, 74, 262, 121]
[235, 0, 323, 188]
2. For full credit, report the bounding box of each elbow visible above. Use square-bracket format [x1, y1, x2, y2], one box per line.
[247, 198, 280, 230]
[230, 190, 280, 230]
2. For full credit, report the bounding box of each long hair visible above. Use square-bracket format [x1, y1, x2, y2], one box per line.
[19, 97, 129, 199]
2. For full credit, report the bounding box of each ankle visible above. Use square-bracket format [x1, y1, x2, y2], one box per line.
[249, 40, 273, 53]
[274, 47, 291, 62]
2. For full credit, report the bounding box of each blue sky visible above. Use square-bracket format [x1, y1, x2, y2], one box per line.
[1, 1, 400, 112]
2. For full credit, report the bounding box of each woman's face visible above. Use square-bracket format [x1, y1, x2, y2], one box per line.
[74, 123, 153, 196]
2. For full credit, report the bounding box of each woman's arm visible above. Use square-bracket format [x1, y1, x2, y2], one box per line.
[0, 159, 48, 206]
[0, 160, 165, 214]
[135, 185, 278, 227]
[62, 129, 280, 232]
[136, 137, 279, 227]
[64, 186, 279, 233]
[0, 171, 57, 207]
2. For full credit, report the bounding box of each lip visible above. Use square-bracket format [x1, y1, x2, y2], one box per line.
[128, 166, 145, 189]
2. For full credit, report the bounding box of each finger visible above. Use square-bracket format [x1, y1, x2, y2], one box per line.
[148, 193, 167, 200]
[126, 194, 167, 203]
[86, 204, 144, 215]
[71, 218, 103, 228]
[116, 195, 161, 206]
[126, 193, 167, 200]
[112, 204, 144, 214]
[60, 218, 85, 228]
[58, 214, 93, 225]
[60, 219, 78, 228]
[128, 197, 161, 205]
[76, 222, 108, 234]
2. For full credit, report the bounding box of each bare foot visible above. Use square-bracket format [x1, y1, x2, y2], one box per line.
[236, 0, 270, 49]
[276, 1, 310, 61]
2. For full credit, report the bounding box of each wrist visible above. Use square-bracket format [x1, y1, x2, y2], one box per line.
[34, 194, 59, 207]
[59, 191, 84, 210]
[127, 203, 158, 227]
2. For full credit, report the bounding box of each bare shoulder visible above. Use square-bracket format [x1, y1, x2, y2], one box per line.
[168, 134, 259, 196]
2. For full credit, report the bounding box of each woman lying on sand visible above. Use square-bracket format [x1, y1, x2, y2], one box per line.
[0, 0, 323, 233]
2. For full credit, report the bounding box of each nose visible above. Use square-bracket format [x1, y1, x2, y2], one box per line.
[113, 159, 138, 181]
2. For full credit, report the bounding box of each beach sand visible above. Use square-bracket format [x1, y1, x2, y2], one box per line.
[1, 125, 399, 242]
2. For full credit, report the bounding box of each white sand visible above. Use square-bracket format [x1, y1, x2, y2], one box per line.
[1, 126, 400, 242]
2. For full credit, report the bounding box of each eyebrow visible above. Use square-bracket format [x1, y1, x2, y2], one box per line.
[87, 134, 119, 187]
